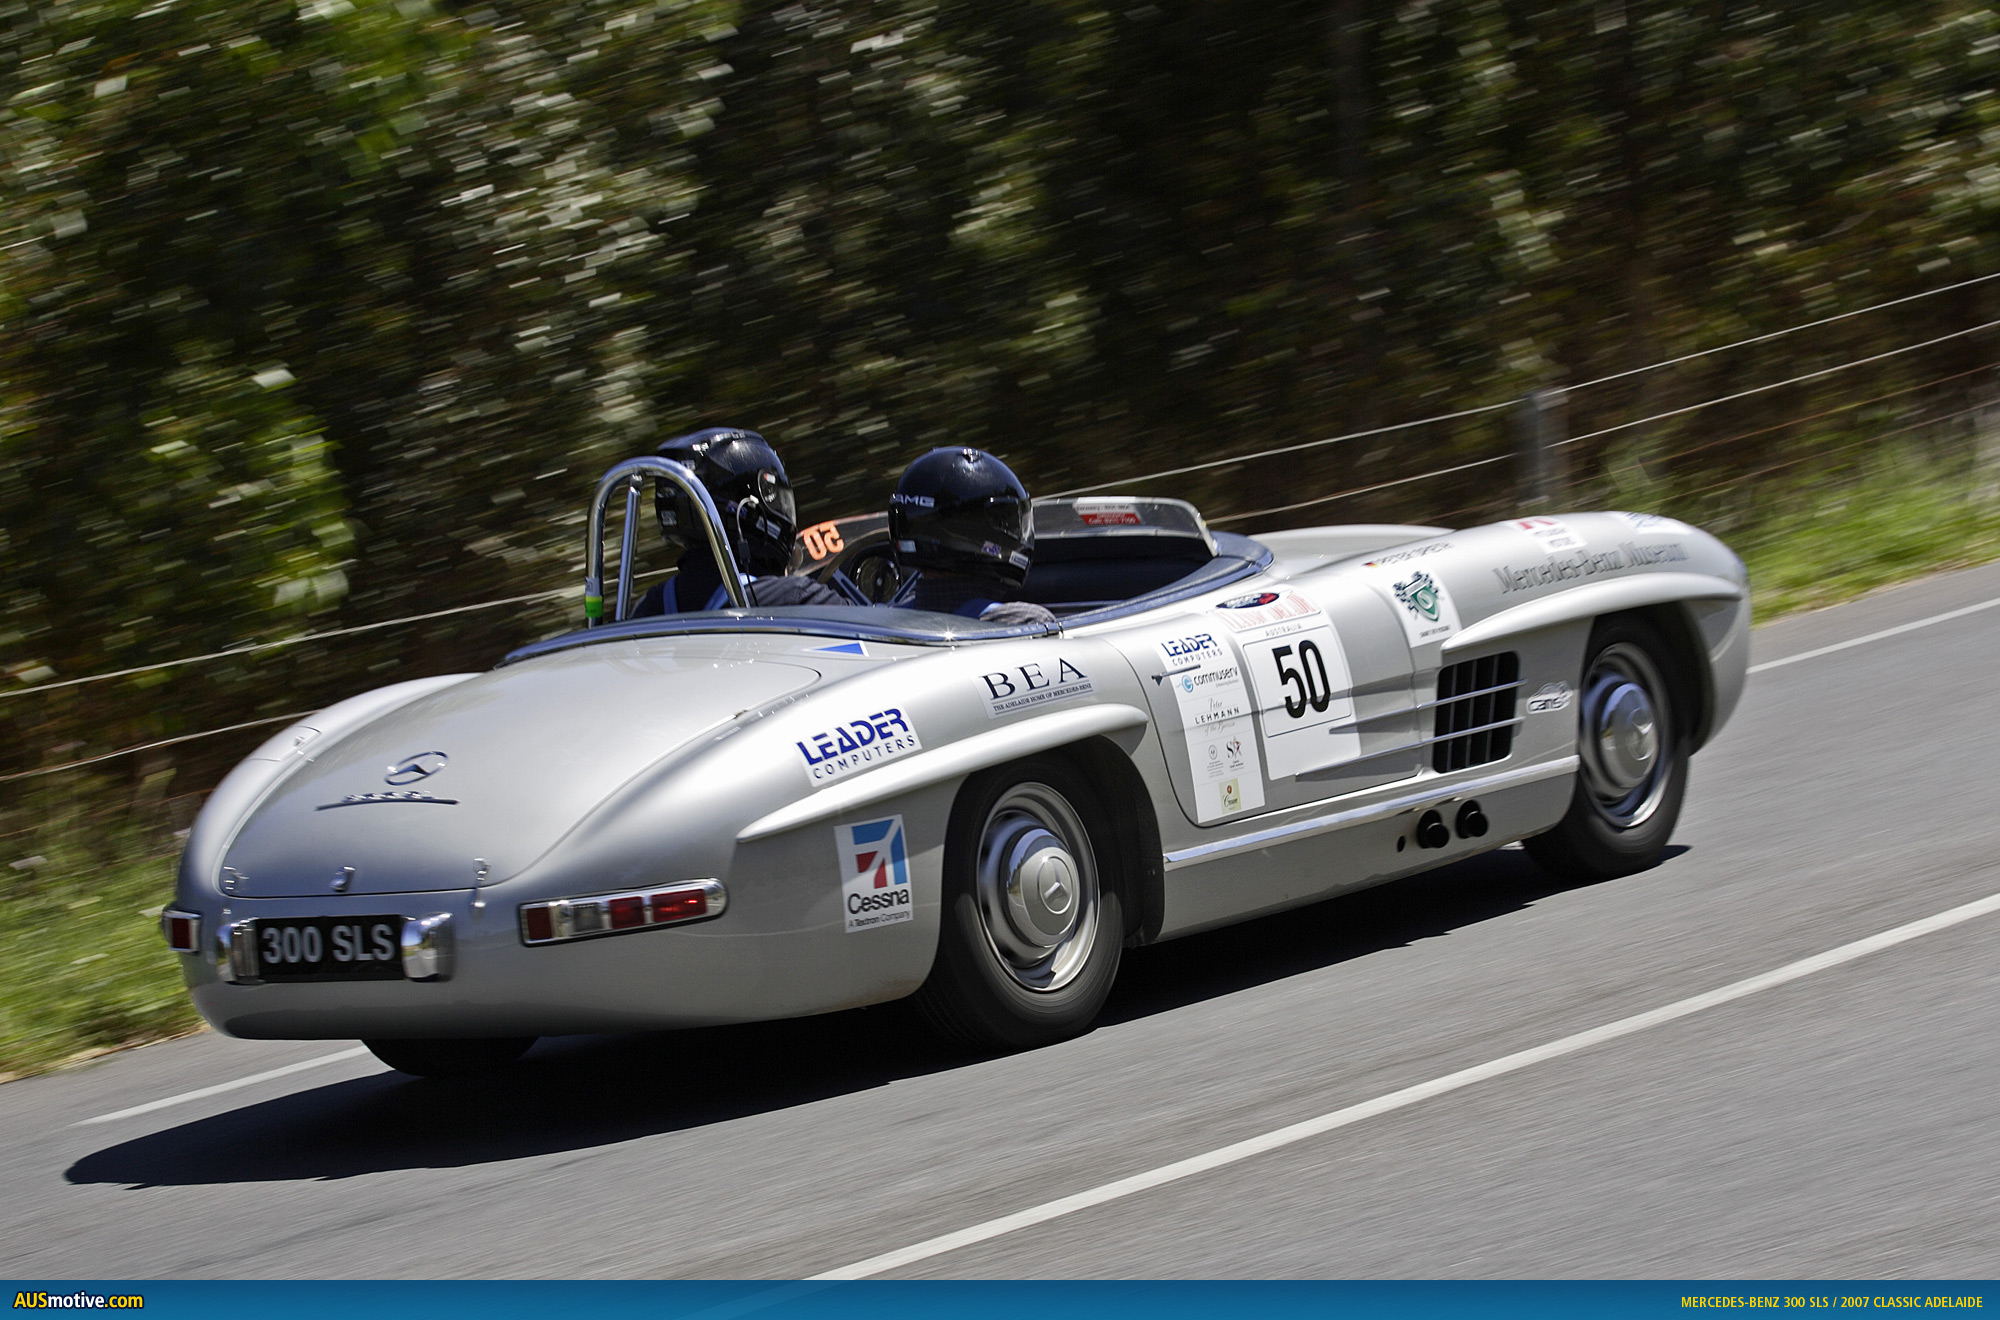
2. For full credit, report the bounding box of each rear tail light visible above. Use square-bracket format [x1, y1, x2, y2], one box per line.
[518, 880, 725, 946]
[161, 910, 202, 955]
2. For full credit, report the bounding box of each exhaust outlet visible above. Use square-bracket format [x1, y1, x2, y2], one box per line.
[1455, 801, 1489, 839]
[1415, 809, 1450, 849]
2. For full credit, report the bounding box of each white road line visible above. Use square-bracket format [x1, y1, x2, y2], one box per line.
[811, 890, 2000, 1280]
[76, 1046, 377, 1126]
[1749, 591, 2000, 674]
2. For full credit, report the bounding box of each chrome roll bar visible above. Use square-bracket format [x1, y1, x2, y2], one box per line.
[584, 457, 748, 626]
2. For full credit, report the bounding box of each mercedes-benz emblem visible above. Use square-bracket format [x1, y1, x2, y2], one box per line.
[385, 751, 449, 785]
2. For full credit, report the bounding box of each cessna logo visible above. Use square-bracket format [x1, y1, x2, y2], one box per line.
[838, 815, 913, 933]
[385, 751, 448, 785]
[1393, 571, 1443, 622]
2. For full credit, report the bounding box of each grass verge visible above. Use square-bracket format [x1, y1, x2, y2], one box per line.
[0, 777, 200, 1081]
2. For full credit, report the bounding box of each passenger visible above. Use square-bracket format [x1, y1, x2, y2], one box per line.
[888, 447, 1056, 627]
[633, 428, 848, 614]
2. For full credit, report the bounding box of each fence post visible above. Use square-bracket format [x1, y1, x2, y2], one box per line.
[1514, 387, 1568, 512]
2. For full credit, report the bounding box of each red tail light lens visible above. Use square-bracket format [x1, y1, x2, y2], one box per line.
[518, 881, 724, 946]
[161, 911, 201, 954]
[651, 890, 707, 922]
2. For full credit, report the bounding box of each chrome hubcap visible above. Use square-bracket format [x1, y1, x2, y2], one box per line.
[1577, 643, 1673, 829]
[975, 784, 1099, 992]
[1593, 680, 1657, 791]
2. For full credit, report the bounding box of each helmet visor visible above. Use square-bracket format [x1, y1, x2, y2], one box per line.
[757, 469, 796, 529]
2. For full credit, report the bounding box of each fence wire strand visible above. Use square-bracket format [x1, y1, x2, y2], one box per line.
[1555, 318, 2000, 450]
[8, 297, 1999, 710]
[0, 712, 314, 784]
[1, 587, 573, 702]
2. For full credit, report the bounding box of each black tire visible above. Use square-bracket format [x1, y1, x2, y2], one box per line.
[912, 754, 1123, 1051]
[1525, 614, 1688, 882]
[364, 1036, 536, 1078]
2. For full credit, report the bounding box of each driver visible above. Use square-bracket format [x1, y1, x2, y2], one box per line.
[633, 427, 848, 614]
[888, 447, 1056, 627]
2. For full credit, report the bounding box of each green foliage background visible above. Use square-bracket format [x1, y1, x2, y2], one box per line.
[7, 0, 2000, 1071]
[7, 0, 2000, 801]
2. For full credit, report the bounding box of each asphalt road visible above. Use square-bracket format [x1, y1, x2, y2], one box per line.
[4, 562, 1999, 1279]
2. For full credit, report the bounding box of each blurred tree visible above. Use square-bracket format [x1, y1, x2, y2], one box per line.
[4, 0, 2000, 790]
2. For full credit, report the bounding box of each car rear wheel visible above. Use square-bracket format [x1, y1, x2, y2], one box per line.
[364, 1036, 536, 1078]
[1525, 615, 1687, 882]
[913, 755, 1122, 1051]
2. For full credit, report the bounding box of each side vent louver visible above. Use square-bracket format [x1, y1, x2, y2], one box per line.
[1433, 652, 1521, 773]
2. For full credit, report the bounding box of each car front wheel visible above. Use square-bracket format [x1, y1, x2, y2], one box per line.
[1525, 615, 1688, 882]
[912, 754, 1122, 1051]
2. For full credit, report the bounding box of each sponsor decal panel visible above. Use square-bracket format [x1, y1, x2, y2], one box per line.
[1388, 568, 1461, 646]
[1526, 681, 1573, 714]
[1492, 541, 1686, 595]
[1075, 498, 1143, 527]
[1510, 515, 1586, 553]
[1210, 588, 1367, 779]
[1153, 629, 1265, 823]
[979, 657, 1095, 718]
[1214, 589, 1317, 633]
[1232, 606, 1361, 780]
[1622, 539, 1690, 566]
[837, 815, 913, 932]
[1363, 540, 1452, 569]
[796, 708, 922, 787]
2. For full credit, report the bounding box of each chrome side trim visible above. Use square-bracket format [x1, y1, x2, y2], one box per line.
[738, 704, 1151, 842]
[400, 912, 455, 982]
[1443, 571, 1742, 653]
[1296, 714, 1527, 782]
[1163, 755, 1579, 871]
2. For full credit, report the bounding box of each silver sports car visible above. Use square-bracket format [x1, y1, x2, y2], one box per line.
[163, 456, 1749, 1075]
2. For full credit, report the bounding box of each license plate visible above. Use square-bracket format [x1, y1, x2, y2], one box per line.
[250, 916, 404, 982]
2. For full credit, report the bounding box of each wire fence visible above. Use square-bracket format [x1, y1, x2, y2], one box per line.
[0, 712, 312, 785]
[1053, 271, 2000, 499]
[7, 282, 2000, 780]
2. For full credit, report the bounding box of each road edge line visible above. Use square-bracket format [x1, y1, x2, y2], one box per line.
[76, 1046, 375, 1126]
[810, 890, 2000, 1280]
[1749, 592, 2000, 674]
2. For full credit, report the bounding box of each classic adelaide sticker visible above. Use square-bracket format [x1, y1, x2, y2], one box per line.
[796, 708, 922, 787]
[1152, 629, 1265, 823]
[978, 658, 1095, 718]
[837, 815, 913, 933]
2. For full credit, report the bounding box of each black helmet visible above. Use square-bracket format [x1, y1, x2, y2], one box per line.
[888, 447, 1034, 588]
[654, 427, 798, 577]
